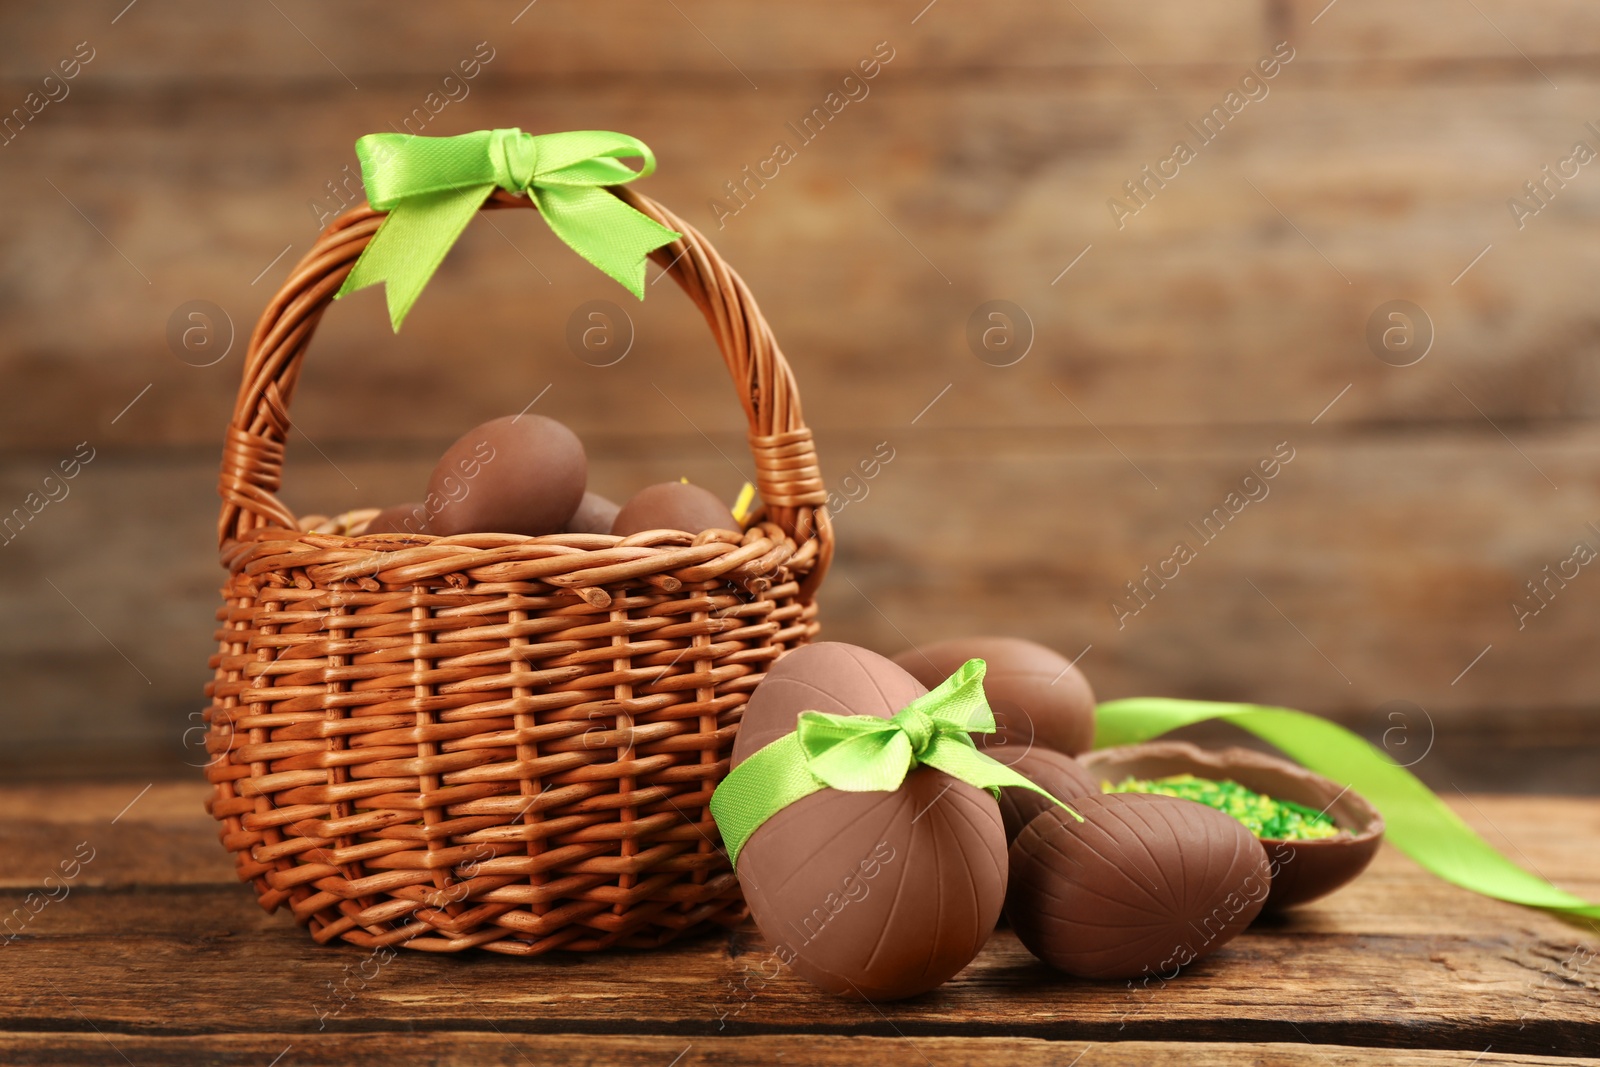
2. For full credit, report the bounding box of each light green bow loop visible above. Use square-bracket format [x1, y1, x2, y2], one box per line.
[796, 658, 994, 792]
[709, 659, 1080, 868]
[334, 128, 681, 330]
[795, 711, 919, 794]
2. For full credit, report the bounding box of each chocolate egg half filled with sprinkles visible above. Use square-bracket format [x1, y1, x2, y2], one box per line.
[1083, 741, 1384, 910]
[727, 643, 1009, 1001]
[1007, 792, 1271, 980]
[893, 636, 1096, 758]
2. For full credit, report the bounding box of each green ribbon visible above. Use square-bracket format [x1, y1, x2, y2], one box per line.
[334, 128, 681, 330]
[1095, 698, 1600, 924]
[711, 660, 1080, 868]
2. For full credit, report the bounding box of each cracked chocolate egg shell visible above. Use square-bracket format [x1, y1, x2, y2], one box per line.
[611, 481, 738, 537]
[1082, 741, 1384, 910]
[997, 747, 1100, 844]
[426, 415, 587, 537]
[731, 643, 1009, 1001]
[1006, 792, 1271, 980]
[893, 636, 1096, 757]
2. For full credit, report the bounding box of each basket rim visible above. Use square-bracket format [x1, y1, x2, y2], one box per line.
[220, 511, 820, 609]
[216, 186, 833, 602]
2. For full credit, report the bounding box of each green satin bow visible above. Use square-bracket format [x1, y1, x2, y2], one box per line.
[334, 128, 681, 330]
[1095, 698, 1600, 925]
[710, 659, 1079, 868]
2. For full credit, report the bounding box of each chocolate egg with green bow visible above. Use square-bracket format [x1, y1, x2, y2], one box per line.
[722, 643, 1009, 1001]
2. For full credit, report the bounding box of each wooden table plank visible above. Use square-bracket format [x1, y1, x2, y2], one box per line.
[0, 1033, 1593, 1067]
[4, 899, 1594, 1054]
[1, 783, 1597, 1059]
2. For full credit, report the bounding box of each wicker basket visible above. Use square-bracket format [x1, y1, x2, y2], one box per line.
[202, 187, 833, 955]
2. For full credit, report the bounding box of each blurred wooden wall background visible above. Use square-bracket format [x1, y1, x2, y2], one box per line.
[2, 1, 1598, 788]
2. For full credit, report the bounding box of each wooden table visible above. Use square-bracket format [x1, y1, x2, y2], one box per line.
[2, 781, 1597, 1066]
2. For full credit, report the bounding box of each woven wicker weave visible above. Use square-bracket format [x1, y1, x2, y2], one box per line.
[202, 188, 832, 955]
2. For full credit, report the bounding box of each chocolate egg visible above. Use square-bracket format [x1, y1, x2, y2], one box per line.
[363, 502, 430, 536]
[893, 637, 1095, 757]
[1007, 792, 1271, 980]
[1082, 742, 1384, 910]
[426, 415, 586, 536]
[731, 642, 925, 762]
[564, 491, 621, 534]
[730, 643, 1008, 1001]
[611, 481, 738, 537]
[997, 748, 1099, 844]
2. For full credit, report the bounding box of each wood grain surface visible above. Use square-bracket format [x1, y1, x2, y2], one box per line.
[3, 1, 1600, 774]
[0, 1035, 1593, 1067]
[1, 782, 1596, 1064]
[1, 1035, 1592, 1067]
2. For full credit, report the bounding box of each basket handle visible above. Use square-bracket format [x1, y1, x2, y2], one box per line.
[216, 188, 833, 591]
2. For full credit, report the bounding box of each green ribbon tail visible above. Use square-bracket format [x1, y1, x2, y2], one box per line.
[337, 184, 491, 331]
[708, 734, 827, 869]
[921, 737, 1084, 822]
[1095, 698, 1600, 923]
[532, 184, 681, 300]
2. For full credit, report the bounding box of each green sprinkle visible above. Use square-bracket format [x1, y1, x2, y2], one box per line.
[1103, 773, 1342, 841]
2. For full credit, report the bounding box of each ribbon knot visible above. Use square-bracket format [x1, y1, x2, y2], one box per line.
[489, 127, 539, 194]
[709, 659, 1080, 867]
[334, 128, 682, 331]
[896, 704, 937, 758]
